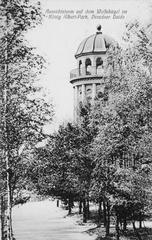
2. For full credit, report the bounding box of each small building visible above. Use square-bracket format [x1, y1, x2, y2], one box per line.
[70, 25, 115, 122]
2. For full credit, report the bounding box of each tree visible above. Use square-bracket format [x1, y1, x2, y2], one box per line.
[0, 1, 54, 239]
[30, 123, 81, 214]
[90, 22, 152, 238]
[30, 106, 96, 222]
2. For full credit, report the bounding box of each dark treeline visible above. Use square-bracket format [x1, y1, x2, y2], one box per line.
[29, 22, 152, 239]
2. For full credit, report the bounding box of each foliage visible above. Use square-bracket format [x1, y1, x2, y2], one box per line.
[0, 1, 54, 239]
[90, 21, 152, 237]
[29, 20, 152, 238]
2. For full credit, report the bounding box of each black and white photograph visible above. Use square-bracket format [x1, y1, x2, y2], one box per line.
[0, 0, 152, 239]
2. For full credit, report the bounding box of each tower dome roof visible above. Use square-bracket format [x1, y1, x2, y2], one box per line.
[75, 26, 114, 58]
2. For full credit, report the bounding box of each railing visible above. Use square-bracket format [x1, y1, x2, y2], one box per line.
[70, 66, 104, 80]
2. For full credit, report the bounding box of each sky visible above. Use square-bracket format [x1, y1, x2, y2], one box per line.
[26, 0, 152, 132]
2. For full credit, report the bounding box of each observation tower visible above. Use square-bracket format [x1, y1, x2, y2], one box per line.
[70, 25, 114, 122]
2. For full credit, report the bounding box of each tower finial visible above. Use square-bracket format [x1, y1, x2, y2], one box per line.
[97, 24, 102, 32]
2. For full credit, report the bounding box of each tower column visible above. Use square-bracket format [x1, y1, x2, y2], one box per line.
[82, 84, 85, 103]
[92, 83, 96, 100]
[74, 86, 79, 122]
[73, 87, 76, 121]
[92, 57, 97, 75]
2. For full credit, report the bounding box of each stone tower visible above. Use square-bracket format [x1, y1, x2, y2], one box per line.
[70, 25, 114, 122]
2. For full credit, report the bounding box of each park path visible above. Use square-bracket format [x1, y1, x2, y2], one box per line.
[12, 199, 95, 240]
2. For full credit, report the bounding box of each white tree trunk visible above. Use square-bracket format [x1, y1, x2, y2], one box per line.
[3, 6, 13, 239]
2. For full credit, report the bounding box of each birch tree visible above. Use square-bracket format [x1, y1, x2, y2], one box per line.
[0, 1, 54, 239]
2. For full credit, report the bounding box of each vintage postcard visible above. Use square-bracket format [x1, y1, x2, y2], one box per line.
[0, 0, 152, 240]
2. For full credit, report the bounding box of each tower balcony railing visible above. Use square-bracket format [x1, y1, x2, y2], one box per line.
[70, 66, 104, 81]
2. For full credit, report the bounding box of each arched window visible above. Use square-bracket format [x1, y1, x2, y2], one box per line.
[79, 60, 82, 76]
[97, 91, 104, 99]
[96, 57, 103, 75]
[85, 58, 92, 75]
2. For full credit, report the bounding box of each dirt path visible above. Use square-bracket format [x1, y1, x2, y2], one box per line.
[12, 199, 96, 240]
